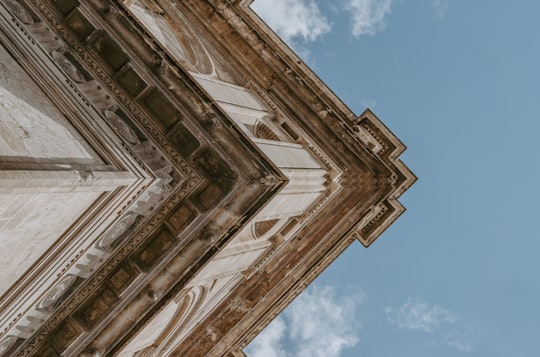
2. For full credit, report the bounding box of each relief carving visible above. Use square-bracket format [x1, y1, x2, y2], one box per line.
[0, 335, 17, 357]
[51, 51, 86, 83]
[205, 326, 222, 342]
[104, 110, 139, 145]
[77, 80, 117, 111]
[38, 275, 77, 312]
[356, 203, 387, 234]
[253, 121, 280, 141]
[252, 219, 278, 239]
[229, 297, 250, 314]
[3, 0, 34, 24]
[353, 124, 386, 155]
[98, 212, 138, 250]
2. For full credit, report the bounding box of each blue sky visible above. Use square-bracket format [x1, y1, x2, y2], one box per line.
[247, 1, 540, 356]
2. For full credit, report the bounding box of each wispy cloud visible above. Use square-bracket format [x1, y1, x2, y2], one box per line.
[345, 0, 394, 37]
[359, 98, 378, 109]
[433, 0, 450, 19]
[246, 285, 363, 357]
[386, 297, 472, 352]
[246, 316, 288, 357]
[251, 0, 331, 44]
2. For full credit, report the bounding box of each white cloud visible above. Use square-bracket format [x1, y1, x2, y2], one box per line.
[286, 286, 362, 357]
[385, 297, 455, 333]
[346, 0, 394, 37]
[245, 316, 288, 357]
[359, 98, 378, 109]
[251, 0, 331, 44]
[386, 297, 472, 352]
[246, 285, 363, 357]
[433, 0, 450, 19]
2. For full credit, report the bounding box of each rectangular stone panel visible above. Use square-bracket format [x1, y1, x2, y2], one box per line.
[52, 319, 82, 351]
[93, 34, 129, 71]
[141, 90, 179, 129]
[194, 148, 236, 180]
[255, 191, 322, 220]
[192, 75, 267, 111]
[190, 180, 234, 213]
[74, 287, 118, 331]
[168, 122, 200, 157]
[200, 182, 225, 211]
[255, 140, 321, 169]
[191, 242, 270, 283]
[65, 9, 95, 40]
[53, 0, 79, 16]
[109, 262, 139, 295]
[131, 229, 176, 271]
[116, 65, 147, 97]
[167, 203, 196, 233]
[0, 190, 103, 296]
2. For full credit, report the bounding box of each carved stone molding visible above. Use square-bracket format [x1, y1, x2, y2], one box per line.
[0, 1, 415, 356]
[353, 124, 386, 154]
[3, 0, 34, 24]
[37, 275, 78, 313]
[0, 335, 17, 357]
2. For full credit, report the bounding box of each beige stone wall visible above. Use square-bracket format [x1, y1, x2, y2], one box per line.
[0, 45, 101, 165]
[0, 43, 105, 296]
[0, 191, 101, 295]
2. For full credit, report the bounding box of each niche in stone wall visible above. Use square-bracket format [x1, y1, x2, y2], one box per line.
[252, 219, 279, 239]
[252, 121, 281, 141]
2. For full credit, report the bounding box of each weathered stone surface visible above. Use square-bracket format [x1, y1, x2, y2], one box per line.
[0, 46, 99, 162]
[0, 0, 415, 356]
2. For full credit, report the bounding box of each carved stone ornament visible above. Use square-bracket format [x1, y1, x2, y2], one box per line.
[353, 124, 385, 154]
[0, 335, 17, 357]
[99, 212, 138, 249]
[104, 110, 140, 145]
[51, 51, 86, 83]
[3, 0, 34, 24]
[229, 297, 250, 313]
[205, 326, 222, 343]
[254, 121, 280, 141]
[38, 275, 77, 312]
[252, 219, 278, 239]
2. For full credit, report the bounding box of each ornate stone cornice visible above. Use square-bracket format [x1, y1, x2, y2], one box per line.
[0, 1, 284, 356]
[0, 1, 414, 356]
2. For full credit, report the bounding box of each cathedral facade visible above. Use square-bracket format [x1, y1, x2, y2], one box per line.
[0, 0, 415, 356]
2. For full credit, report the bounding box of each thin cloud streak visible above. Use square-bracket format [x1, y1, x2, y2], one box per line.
[386, 297, 472, 352]
[433, 0, 450, 19]
[246, 317, 288, 357]
[385, 297, 455, 333]
[346, 0, 394, 37]
[246, 285, 363, 357]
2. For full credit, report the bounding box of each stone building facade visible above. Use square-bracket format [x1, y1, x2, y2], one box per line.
[0, 0, 415, 356]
